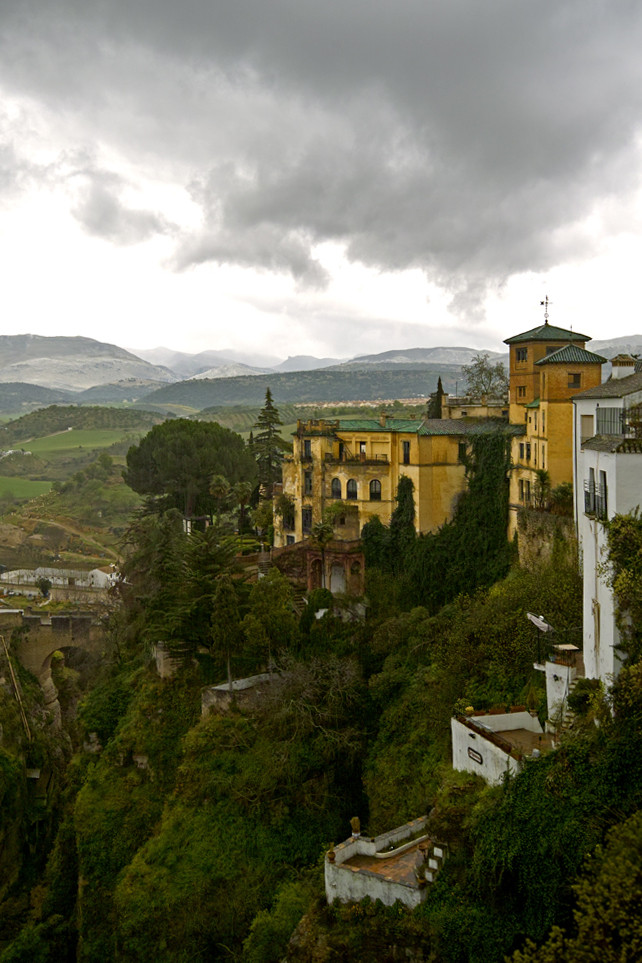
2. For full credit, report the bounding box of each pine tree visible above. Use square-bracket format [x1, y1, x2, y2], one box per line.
[253, 388, 283, 498]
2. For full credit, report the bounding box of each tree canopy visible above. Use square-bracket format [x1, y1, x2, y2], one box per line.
[461, 352, 509, 400]
[123, 418, 256, 517]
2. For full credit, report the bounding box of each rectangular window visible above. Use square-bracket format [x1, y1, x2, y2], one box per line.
[286, 535, 295, 546]
[519, 442, 524, 460]
[526, 443, 531, 461]
[303, 439, 312, 459]
[519, 479, 524, 501]
[359, 441, 366, 455]
[546, 345, 558, 356]
[525, 480, 531, 503]
[568, 373, 581, 388]
[580, 414, 594, 443]
[302, 508, 312, 534]
[596, 407, 624, 435]
[338, 442, 344, 461]
[516, 348, 528, 362]
[541, 445, 545, 468]
[534, 412, 538, 431]
[458, 442, 467, 463]
[518, 386, 527, 398]
[402, 440, 411, 465]
[304, 470, 312, 495]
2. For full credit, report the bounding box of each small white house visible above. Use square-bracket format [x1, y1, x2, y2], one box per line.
[324, 816, 447, 909]
[451, 710, 553, 786]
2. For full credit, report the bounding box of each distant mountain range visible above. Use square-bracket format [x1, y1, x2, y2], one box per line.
[0, 335, 174, 391]
[348, 346, 507, 366]
[1, 332, 641, 414]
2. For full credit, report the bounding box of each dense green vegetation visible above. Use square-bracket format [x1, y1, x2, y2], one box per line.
[1, 421, 641, 961]
[2, 406, 161, 445]
[363, 430, 514, 611]
[123, 419, 257, 517]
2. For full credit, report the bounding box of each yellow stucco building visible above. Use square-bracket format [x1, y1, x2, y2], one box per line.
[273, 414, 505, 547]
[505, 320, 605, 533]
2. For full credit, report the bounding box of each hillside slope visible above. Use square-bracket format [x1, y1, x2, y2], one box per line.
[137, 364, 463, 409]
[0, 335, 176, 392]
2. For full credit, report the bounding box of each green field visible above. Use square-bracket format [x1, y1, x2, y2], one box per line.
[23, 428, 135, 454]
[0, 475, 52, 499]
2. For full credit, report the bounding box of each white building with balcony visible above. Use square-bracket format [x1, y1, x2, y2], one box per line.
[572, 358, 642, 682]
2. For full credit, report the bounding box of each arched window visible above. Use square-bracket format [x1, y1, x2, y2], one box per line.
[331, 477, 341, 499]
[346, 479, 358, 500]
[369, 479, 382, 501]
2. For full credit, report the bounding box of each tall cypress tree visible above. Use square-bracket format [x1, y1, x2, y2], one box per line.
[253, 388, 283, 497]
[389, 475, 416, 572]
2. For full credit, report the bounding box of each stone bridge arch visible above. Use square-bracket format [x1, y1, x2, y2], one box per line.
[0, 609, 110, 726]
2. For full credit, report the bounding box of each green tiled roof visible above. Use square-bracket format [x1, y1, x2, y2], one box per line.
[504, 322, 590, 345]
[336, 418, 424, 433]
[334, 418, 520, 437]
[418, 419, 522, 436]
[535, 344, 606, 366]
[525, 398, 540, 408]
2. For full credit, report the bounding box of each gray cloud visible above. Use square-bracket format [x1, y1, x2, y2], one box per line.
[69, 168, 170, 244]
[2, 1, 642, 314]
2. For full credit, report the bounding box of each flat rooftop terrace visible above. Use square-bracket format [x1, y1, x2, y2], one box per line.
[498, 728, 555, 755]
[343, 841, 426, 888]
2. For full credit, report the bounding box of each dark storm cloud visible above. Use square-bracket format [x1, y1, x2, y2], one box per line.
[2, 0, 642, 312]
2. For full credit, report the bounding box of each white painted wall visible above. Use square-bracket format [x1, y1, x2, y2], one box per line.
[324, 817, 430, 908]
[545, 661, 576, 719]
[573, 395, 641, 683]
[451, 717, 523, 786]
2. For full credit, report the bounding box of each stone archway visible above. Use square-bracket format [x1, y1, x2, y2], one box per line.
[4, 611, 110, 728]
[310, 558, 323, 589]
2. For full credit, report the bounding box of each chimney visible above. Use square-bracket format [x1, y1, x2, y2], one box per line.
[610, 354, 637, 379]
[379, 411, 387, 427]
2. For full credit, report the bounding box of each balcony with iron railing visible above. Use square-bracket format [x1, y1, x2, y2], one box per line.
[324, 452, 389, 466]
[594, 404, 642, 439]
[584, 481, 608, 520]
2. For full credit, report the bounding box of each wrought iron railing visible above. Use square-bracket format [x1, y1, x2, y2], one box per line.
[584, 480, 607, 519]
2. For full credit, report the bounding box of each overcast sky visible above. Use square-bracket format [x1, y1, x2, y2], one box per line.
[2, 0, 642, 362]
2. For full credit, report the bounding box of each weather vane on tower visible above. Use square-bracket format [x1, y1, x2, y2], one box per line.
[540, 295, 551, 323]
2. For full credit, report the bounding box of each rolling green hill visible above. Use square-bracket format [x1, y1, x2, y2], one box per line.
[2, 405, 163, 445]
[0, 382, 73, 416]
[137, 364, 462, 409]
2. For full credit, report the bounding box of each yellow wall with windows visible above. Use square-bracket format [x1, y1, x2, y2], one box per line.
[275, 419, 471, 547]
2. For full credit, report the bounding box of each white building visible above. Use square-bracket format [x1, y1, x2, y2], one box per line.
[451, 710, 553, 786]
[0, 565, 118, 593]
[572, 358, 642, 683]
